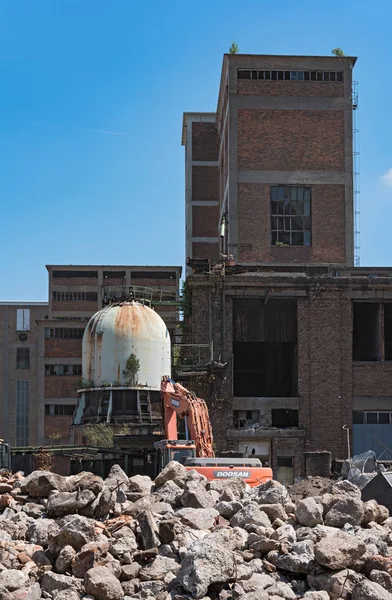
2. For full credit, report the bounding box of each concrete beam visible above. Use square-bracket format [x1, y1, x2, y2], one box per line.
[238, 170, 345, 185]
[233, 397, 299, 410]
[233, 96, 347, 111]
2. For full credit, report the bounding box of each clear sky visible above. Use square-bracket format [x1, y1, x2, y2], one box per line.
[1, 0, 391, 301]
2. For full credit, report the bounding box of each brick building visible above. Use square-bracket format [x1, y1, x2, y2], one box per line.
[182, 53, 392, 482]
[0, 302, 48, 447]
[0, 265, 181, 447]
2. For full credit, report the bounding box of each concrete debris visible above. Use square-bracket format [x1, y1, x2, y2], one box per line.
[0, 462, 390, 599]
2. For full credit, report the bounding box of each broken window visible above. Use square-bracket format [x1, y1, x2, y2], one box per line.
[45, 328, 84, 339]
[131, 271, 176, 280]
[277, 456, 293, 468]
[113, 390, 138, 415]
[271, 409, 299, 428]
[52, 271, 97, 278]
[233, 299, 298, 397]
[353, 303, 381, 361]
[45, 364, 82, 376]
[353, 411, 392, 425]
[103, 271, 126, 279]
[52, 292, 97, 302]
[384, 304, 392, 360]
[16, 309, 30, 332]
[233, 410, 260, 429]
[238, 70, 343, 82]
[16, 348, 30, 369]
[45, 404, 75, 416]
[271, 186, 311, 246]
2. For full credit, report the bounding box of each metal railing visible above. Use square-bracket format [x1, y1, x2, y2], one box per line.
[102, 285, 179, 307]
[172, 342, 213, 371]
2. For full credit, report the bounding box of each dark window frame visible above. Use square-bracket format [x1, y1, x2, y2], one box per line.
[16, 348, 30, 370]
[353, 302, 392, 362]
[45, 364, 82, 376]
[271, 185, 311, 246]
[237, 69, 344, 82]
[45, 328, 84, 339]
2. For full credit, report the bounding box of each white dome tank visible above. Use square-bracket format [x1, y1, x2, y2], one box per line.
[82, 302, 171, 389]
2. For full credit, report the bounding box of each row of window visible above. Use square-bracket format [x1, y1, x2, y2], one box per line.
[53, 270, 177, 280]
[45, 328, 84, 339]
[52, 292, 98, 302]
[233, 410, 392, 428]
[45, 364, 82, 376]
[45, 404, 75, 416]
[238, 69, 343, 82]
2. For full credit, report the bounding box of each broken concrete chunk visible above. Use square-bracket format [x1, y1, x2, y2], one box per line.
[84, 566, 124, 600]
[139, 555, 180, 581]
[155, 461, 188, 488]
[138, 510, 160, 550]
[180, 481, 218, 509]
[128, 475, 153, 496]
[257, 480, 289, 504]
[21, 471, 69, 498]
[177, 529, 236, 598]
[55, 544, 76, 574]
[295, 497, 323, 527]
[176, 507, 219, 530]
[314, 530, 367, 569]
[230, 504, 271, 532]
[352, 578, 392, 600]
[324, 496, 365, 528]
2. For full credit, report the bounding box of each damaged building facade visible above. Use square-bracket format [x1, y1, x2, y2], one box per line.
[182, 53, 392, 481]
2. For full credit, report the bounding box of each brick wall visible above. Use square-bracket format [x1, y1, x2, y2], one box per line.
[44, 376, 79, 398]
[192, 166, 219, 201]
[192, 206, 219, 237]
[192, 243, 219, 262]
[45, 339, 82, 359]
[237, 183, 346, 264]
[297, 287, 353, 458]
[52, 301, 98, 312]
[52, 278, 98, 286]
[237, 80, 345, 98]
[192, 122, 219, 161]
[188, 277, 367, 462]
[353, 363, 392, 396]
[238, 110, 345, 171]
[44, 415, 73, 442]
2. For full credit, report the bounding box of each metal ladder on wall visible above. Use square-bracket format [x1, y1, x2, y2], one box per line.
[139, 392, 152, 423]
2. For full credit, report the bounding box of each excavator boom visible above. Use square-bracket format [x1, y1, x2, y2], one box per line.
[161, 377, 214, 457]
[158, 377, 273, 487]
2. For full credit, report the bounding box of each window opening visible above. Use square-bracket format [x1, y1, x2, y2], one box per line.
[271, 186, 311, 246]
[16, 381, 29, 446]
[16, 309, 30, 332]
[16, 348, 30, 369]
[271, 409, 299, 428]
[353, 303, 381, 361]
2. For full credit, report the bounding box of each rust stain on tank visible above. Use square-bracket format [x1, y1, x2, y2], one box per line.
[115, 303, 142, 336]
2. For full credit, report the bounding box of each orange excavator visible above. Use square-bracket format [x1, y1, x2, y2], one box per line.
[155, 377, 272, 487]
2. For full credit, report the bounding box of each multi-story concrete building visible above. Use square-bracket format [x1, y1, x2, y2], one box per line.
[0, 265, 182, 447]
[0, 302, 48, 446]
[182, 53, 392, 482]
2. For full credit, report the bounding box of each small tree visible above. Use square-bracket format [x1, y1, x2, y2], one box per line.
[332, 48, 345, 57]
[84, 423, 115, 447]
[229, 42, 239, 55]
[123, 353, 140, 386]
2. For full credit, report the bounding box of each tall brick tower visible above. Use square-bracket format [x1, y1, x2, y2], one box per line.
[183, 54, 356, 270]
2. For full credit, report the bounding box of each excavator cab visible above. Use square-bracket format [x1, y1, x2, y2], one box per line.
[154, 439, 196, 476]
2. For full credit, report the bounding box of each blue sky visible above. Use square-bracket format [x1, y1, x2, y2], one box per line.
[0, 0, 391, 300]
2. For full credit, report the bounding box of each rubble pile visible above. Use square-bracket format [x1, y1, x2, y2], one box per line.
[0, 465, 392, 600]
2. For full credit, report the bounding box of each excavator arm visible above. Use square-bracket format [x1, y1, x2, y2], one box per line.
[161, 377, 214, 458]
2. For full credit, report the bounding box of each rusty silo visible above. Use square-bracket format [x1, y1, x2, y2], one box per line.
[73, 301, 171, 427]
